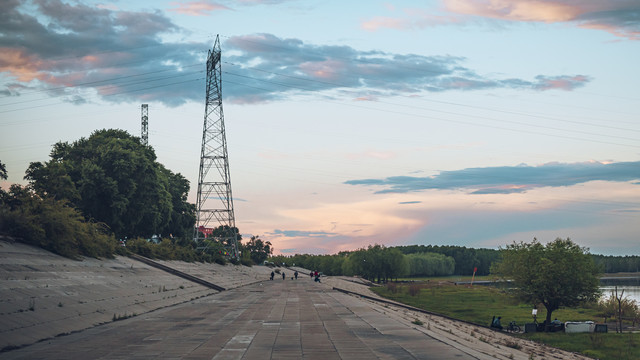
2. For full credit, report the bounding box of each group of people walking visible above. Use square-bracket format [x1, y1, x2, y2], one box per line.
[270, 270, 300, 280]
[269, 269, 321, 282]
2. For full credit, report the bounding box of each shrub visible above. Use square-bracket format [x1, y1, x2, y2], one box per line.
[0, 188, 116, 259]
[408, 283, 422, 296]
[386, 282, 399, 294]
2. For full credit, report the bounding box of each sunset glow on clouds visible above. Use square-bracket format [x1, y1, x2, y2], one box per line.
[168, 1, 230, 16]
[443, 0, 582, 22]
[1, 0, 638, 256]
[362, 0, 640, 40]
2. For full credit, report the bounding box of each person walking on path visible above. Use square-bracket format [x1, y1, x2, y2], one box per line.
[270, 271, 274, 280]
[282, 272, 286, 280]
[294, 271, 298, 279]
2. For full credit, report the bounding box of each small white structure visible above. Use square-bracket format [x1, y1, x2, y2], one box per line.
[564, 321, 595, 333]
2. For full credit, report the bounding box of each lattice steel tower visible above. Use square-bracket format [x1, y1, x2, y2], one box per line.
[193, 35, 239, 259]
[141, 104, 149, 146]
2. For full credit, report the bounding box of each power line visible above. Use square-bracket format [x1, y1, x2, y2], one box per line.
[221, 62, 640, 135]
[221, 76, 640, 149]
[0, 64, 203, 102]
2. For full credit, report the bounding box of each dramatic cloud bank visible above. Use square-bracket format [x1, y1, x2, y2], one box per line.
[222, 33, 590, 103]
[345, 161, 640, 194]
[0, 1, 591, 107]
[0, 0, 206, 106]
[364, 0, 640, 40]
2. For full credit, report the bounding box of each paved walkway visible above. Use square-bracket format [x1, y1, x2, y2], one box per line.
[1, 278, 477, 359]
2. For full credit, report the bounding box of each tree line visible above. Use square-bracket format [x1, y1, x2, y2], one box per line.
[270, 244, 458, 282]
[270, 244, 640, 280]
[592, 254, 640, 273]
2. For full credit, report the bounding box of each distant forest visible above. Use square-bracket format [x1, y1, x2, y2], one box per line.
[269, 244, 640, 281]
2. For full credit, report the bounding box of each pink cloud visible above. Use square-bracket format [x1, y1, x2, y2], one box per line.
[0, 48, 45, 82]
[363, 1, 639, 40]
[361, 11, 460, 31]
[443, 0, 581, 22]
[298, 59, 346, 80]
[534, 75, 590, 91]
[168, 1, 230, 16]
[96, 4, 119, 11]
[362, 16, 411, 31]
[353, 95, 378, 101]
[443, 0, 640, 40]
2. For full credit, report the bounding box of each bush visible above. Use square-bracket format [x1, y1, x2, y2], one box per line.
[0, 189, 116, 259]
[386, 282, 399, 294]
[408, 284, 422, 297]
[240, 258, 254, 267]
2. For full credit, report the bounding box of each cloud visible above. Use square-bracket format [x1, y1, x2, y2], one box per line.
[363, 1, 640, 40]
[222, 33, 591, 103]
[0, 0, 593, 107]
[0, 0, 206, 107]
[168, 1, 230, 16]
[234, 0, 296, 4]
[532, 75, 591, 91]
[345, 161, 640, 194]
[269, 229, 337, 237]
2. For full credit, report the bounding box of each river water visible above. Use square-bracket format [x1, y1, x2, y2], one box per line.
[599, 277, 640, 304]
[473, 277, 640, 304]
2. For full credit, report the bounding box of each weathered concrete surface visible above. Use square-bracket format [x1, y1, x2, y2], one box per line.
[3, 274, 481, 359]
[0, 240, 272, 351]
[1, 241, 590, 359]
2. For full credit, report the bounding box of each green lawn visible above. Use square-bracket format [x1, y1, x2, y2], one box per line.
[371, 282, 639, 360]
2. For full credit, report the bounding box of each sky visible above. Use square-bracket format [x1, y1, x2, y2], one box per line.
[1, 0, 639, 256]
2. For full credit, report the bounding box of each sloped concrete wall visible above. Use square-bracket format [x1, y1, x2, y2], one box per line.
[0, 240, 274, 351]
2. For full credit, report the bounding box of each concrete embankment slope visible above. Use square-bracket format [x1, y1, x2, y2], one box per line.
[0, 240, 273, 351]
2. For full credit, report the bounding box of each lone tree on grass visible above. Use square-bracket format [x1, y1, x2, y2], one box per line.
[491, 238, 601, 326]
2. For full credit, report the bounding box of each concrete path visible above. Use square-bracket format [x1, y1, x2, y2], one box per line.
[1, 277, 477, 360]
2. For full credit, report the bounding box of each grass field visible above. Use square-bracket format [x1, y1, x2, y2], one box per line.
[371, 282, 639, 360]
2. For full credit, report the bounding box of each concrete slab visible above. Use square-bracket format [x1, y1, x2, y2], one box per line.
[0, 241, 272, 351]
[1, 242, 592, 360]
[1, 278, 481, 360]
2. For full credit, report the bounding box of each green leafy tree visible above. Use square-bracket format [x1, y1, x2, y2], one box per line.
[243, 235, 273, 264]
[0, 160, 7, 180]
[342, 244, 408, 283]
[24, 129, 194, 239]
[382, 247, 409, 281]
[407, 252, 455, 277]
[491, 238, 601, 325]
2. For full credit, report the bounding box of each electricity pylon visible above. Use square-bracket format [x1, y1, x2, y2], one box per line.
[193, 35, 239, 260]
[141, 104, 148, 146]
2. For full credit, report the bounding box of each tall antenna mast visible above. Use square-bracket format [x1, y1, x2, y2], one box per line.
[141, 104, 148, 146]
[193, 35, 239, 259]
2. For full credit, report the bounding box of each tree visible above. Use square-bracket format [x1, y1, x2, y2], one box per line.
[0, 160, 7, 180]
[407, 252, 455, 277]
[382, 247, 409, 281]
[24, 129, 195, 239]
[491, 238, 601, 326]
[342, 244, 408, 283]
[243, 235, 273, 264]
